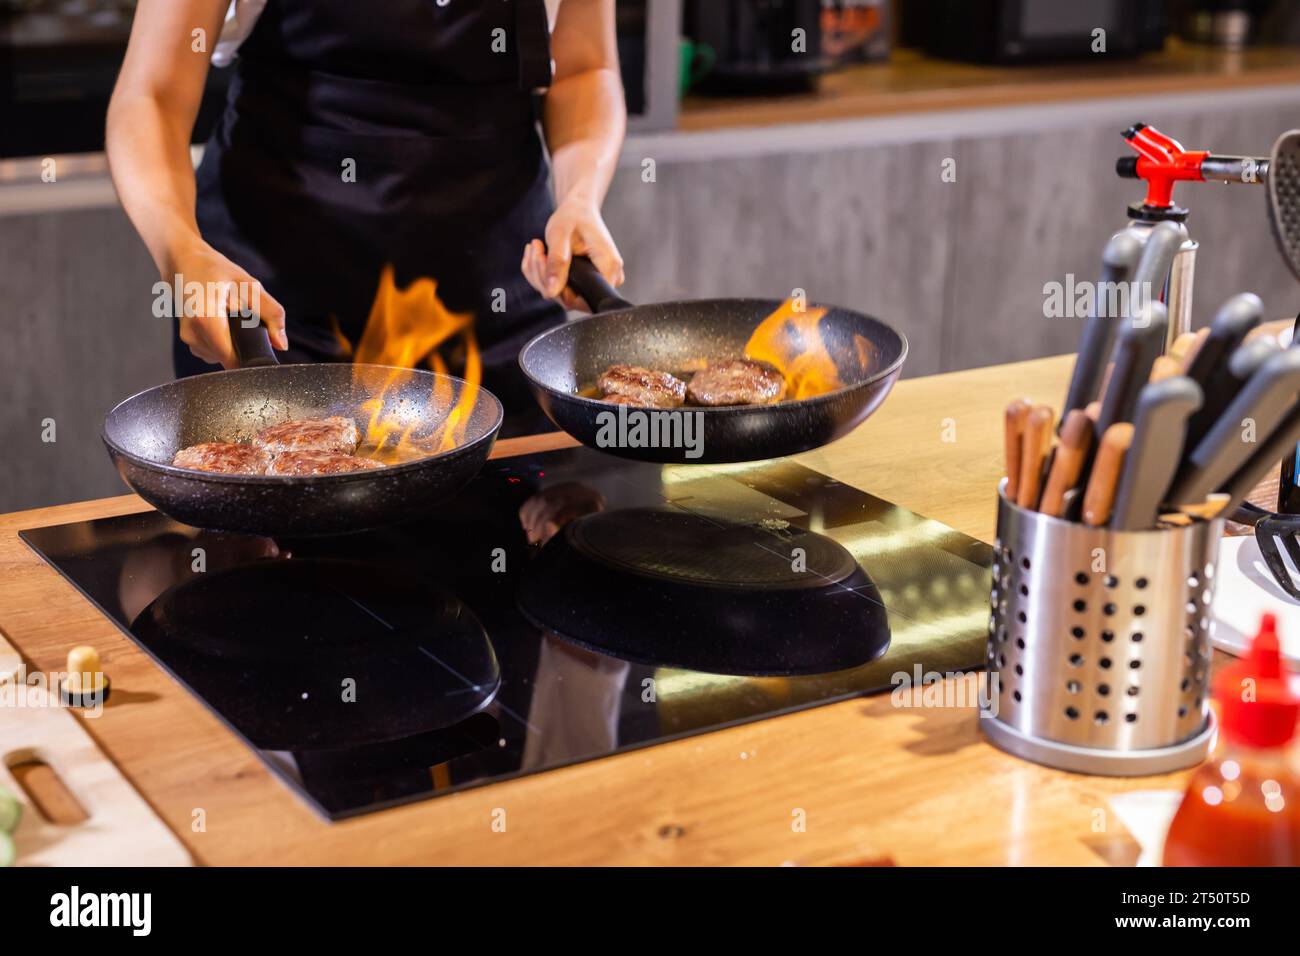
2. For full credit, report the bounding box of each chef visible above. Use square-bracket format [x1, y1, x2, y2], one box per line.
[106, 0, 626, 434]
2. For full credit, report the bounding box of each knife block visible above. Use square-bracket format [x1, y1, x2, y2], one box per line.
[979, 485, 1221, 775]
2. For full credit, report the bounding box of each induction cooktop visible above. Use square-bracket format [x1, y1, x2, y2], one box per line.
[21, 447, 993, 820]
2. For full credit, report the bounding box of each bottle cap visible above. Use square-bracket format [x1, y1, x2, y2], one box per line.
[1214, 613, 1300, 748]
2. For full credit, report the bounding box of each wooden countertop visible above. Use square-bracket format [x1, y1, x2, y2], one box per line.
[0, 354, 1202, 866]
[679, 41, 1300, 132]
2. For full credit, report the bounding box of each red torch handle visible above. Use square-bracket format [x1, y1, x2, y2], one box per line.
[1121, 123, 1209, 209]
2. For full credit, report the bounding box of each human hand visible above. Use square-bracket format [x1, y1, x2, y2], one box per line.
[168, 238, 287, 368]
[521, 197, 624, 312]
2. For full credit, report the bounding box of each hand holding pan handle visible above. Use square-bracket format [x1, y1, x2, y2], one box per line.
[565, 255, 633, 314]
[226, 314, 280, 368]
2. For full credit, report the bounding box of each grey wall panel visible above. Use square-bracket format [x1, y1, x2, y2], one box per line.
[940, 101, 1300, 373]
[942, 123, 1133, 371]
[0, 208, 171, 513]
[604, 138, 957, 377]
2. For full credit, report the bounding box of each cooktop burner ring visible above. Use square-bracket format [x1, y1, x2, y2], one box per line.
[131, 558, 501, 751]
[519, 507, 891, 676]
[566, 507, 859, 590]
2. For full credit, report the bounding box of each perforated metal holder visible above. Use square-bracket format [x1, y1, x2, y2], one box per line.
[979, 483, 1218, 775]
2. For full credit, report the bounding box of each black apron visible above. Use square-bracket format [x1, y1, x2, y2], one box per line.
[186, 0, 563, 435]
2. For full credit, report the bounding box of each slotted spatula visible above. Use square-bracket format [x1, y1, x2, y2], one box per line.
[1266, 129, 1300, 280]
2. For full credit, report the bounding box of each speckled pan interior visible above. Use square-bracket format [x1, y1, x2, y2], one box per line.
[519, 298, 907, 464]
[102, 363, 502, 536]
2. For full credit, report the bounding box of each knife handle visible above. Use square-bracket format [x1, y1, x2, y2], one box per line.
[1096, 303, 1168, 435]
[1061, 232, 1145, 422]
[1170, 328, 1208, 370]
[1171, 346, 1300, 504]
[1017, 405, 1055, 510]
[1110, 377, 1204, 530]
[1039, 410, 1092, 517]
[1004, 399, 1031, 501]
[1221, 402, 1300, 514]
[1083, 423, 1134, 527]
[1149, 355, 1180, 382]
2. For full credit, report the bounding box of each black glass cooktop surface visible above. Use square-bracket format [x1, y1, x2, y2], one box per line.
[21, 447, 993, 820]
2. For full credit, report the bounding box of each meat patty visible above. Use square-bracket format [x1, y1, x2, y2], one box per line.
[601, 393, 645, 406]
[266, 450, 383, 477]
[172, 442, 271, 475]
[687, 359, 788, 406]
[597, 365, 686, 409]
[255, 416, 360, 455]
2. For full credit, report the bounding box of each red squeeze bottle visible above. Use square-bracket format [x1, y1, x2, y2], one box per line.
[1164, 614, 1300, 866]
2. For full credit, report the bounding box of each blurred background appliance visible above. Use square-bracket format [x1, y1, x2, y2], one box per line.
[821, 0, 891, 65]
[904, 0, 1168, 63]
[683, 0, 831, 93]
[1171, 0, 1271, 49]
[0, 0, 229, 158]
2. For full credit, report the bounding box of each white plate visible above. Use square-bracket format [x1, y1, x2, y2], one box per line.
[1210, 535, 1300, 669]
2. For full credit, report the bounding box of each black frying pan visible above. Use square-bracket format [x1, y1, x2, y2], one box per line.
[103, 319, 503, 537]
[519, 259, 907, 464]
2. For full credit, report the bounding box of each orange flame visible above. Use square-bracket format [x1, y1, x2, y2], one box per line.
[743, 298, 844, 399]
[343, 266, 482, 462]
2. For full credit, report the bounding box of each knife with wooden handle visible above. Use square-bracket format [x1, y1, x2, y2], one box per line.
[1149, 355, 1180, 383]
[1083, 423, 1134, 526]
[1039, 409, 1093, 517]
[1017, 404, 1054, 509]
[1109, 377, 1204, 530]
[1060, 232, 1144, 425]
[1170, 328, 1208, 369]
[1004, 399, 1031, 501]
[1168, 346, 1300, 505]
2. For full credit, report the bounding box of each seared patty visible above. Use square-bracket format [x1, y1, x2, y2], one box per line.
[687, 359, 787, 406]
[172, 442, 271, 475]
[255, 416, 360, 455]
[597, 365, 686, 408]
[266, 450, 383, 476]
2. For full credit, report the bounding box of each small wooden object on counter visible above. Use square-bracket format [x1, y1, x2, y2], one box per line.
[59, 644, 110, 707]
[1083, 423, 1134, 526]
[1004, 399, 1031, 500]
[0, 629, 190, 866]
[1016, 405, 1054, 509]
[1038, 409, 1093, 518]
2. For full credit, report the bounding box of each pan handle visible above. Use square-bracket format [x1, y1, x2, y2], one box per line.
[227, 315, 280, 368]
[566, 256, 634, 314]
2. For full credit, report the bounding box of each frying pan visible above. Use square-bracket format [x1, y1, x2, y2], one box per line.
[102, 319, 503, 537]
[519, 259, 907, 464]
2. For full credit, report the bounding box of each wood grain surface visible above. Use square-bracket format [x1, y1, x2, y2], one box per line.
[0, 355, 1243, 865]
[679, 41, 1300, 132]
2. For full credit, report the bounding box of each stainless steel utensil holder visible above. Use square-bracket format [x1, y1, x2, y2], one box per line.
[980, 484, 1219, 775]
